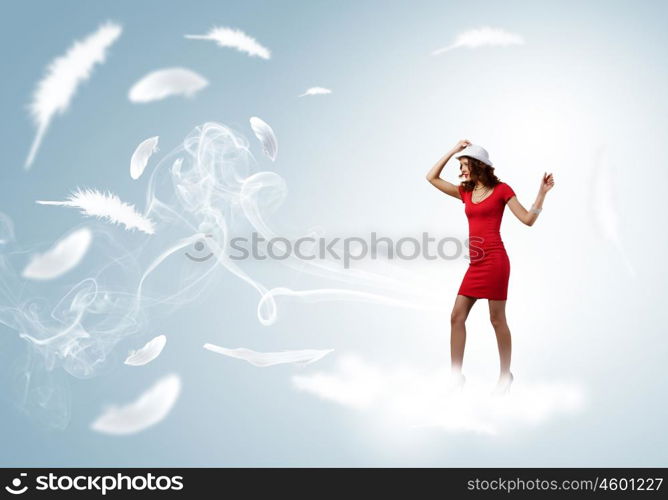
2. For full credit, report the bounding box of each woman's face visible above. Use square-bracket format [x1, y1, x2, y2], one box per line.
[459, 158, 471, 179]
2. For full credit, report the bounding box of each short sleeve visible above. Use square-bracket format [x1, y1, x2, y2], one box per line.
[502, 183, 516, 203]
[457, 184, 465, 203]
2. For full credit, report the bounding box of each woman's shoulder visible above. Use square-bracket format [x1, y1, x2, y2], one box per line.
[497, 181, 516, 202]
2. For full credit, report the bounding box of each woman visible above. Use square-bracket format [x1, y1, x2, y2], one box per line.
[426, 139, 554, 394]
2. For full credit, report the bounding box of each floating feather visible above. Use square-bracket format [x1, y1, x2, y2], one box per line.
[128, 68, 208, 103]
[249, 116, 278, 161]
[0, 212, 15, 245]
[24, 21, 122, 169]
[90, 373, 181, 435]
[130, 136, 159, 180]
[184, 26, 271, 59]
[124, 335, 167, 366]
[36, 187, 155, 235]
[298, 87, 332, 97]
[591, 146, 636, 277]
[432, 26, 524, 55]
[203, 343, 334, 367]
[22, 226, 92, 280]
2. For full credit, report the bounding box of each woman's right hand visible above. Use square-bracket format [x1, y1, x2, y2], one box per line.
[452, 139, 471, 153]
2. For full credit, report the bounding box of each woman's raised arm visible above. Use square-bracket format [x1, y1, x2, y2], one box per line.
[507, 172, 555, 226]
[426, 139, 471, 200]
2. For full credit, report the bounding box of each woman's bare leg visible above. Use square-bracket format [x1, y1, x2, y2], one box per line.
[488, 299, 512, 377]
[450, 294, 478, 374]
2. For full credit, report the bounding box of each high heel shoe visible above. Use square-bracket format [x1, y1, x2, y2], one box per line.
[492, 372, 514, 395]
[446, 372, 466, 394]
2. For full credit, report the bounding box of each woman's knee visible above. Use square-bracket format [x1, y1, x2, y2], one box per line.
[489, 313, 506, 328]
[451, 310, 467, 325]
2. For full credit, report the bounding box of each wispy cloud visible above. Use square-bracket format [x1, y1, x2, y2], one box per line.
[292, 353, 585, 435]
[24, 21, 122, 169]
[432, 26, 524, 55]
[185, 26, 271, 59]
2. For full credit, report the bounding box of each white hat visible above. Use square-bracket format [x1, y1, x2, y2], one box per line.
[454, 144, 493, 167]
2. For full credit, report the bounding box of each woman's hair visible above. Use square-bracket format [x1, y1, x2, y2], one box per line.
[458, 156, 502, 191]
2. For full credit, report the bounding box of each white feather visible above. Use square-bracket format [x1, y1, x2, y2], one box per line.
[591, 147, 636, 277]
[0, 212, 16, 245]
[24, 21, 122, 169]
[298, 87, 332, 97]
[90, 374, 181, 435]
[203, 343, 334, 367]
[22, 227, 92, 280]
[184, 26, 271, 59]
[36, 187, 156, 235]
[128, 68, 208, 103]
[432, 26, 524, 55]
[130, 136, 159, 180]
[124, 335, 167, 366]
[249, 116, 278, 161]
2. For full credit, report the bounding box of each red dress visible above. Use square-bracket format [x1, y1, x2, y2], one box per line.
[457, 182, 516, 300]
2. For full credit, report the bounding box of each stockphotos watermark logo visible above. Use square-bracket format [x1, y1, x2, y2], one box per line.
[184, 231, 486, 268]
[3, 472, 183, 495]
[4, 473, 28, 495]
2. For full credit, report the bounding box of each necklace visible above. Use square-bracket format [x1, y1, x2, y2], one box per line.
[472, 185, 491, 203]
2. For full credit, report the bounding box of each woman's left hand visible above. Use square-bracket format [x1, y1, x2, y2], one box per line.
[540, 172, 554, 194]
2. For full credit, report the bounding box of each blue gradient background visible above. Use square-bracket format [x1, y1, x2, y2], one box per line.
[1, 0, 667, 466]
